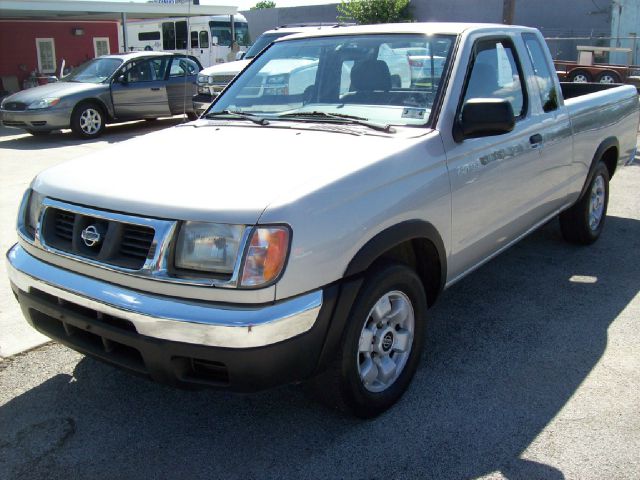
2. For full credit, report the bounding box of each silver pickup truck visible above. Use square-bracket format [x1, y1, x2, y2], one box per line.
[7, 23, 639, 417]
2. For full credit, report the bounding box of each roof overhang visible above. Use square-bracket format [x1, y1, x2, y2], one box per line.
[0, 0, 237, 21]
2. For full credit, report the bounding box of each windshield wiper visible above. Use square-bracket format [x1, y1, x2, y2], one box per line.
[277, 111, 395, 133]
[204, 110, 269, 125]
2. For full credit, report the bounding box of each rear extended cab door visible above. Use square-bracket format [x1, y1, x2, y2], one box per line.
[437, 29, 573, 283]
[111, 56, 172, 119]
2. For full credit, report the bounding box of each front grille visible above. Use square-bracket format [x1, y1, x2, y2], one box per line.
[120, 224, 155, 264]
[3, 120, 27, 126]
[41, 207, 155, 270]
[2, 101, 27, 111]
[54, 210, 75, 244]
[211, 74, 235, 85]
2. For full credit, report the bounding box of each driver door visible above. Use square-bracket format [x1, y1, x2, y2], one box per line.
[111, 57, 172, 119]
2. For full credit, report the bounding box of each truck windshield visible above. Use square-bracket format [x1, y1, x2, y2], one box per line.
[210, 34, 456, 127]
[63, 58, 123, 83]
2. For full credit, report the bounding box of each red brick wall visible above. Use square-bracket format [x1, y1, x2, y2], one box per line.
[0, 20, 119, 89]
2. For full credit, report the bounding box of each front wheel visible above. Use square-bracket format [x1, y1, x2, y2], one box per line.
[308, 263, 427, 418]
[560, 162, 610, 245]
[70, 102, 105, 139]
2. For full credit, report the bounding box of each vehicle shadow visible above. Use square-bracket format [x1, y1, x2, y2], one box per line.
[1, 216, 638, 479]
[0, 116, 187, 151]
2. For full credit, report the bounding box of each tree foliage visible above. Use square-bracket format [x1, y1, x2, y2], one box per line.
[337, 0, 412, 25]
[250, 1, 276, 10]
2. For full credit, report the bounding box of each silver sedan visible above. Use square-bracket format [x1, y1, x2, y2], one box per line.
[0, 51, 201, 139]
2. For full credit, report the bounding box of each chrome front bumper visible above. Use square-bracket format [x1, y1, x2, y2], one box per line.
[7, 244, 322, 349]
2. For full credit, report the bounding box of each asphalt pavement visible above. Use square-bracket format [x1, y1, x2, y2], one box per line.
[0, 123, 639, 479]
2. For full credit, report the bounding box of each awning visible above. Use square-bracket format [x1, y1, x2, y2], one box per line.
[0, 0, 237, 21]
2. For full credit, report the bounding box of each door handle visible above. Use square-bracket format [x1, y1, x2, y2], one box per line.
[529, 134, 543, 148]
[150, 87, 160, 91]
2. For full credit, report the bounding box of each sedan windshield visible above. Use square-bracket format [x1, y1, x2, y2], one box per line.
[210, 34, 455, 127]
[64, 58, 123, 83]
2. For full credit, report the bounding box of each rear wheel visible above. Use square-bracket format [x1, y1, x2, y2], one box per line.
[71, 102, 105, 139]
[569, 70, 591, 83]
[560, 162, 610, 245]
[307, 263, 427, 418]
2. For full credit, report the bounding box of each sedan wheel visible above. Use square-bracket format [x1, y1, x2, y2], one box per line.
[71, 103, 105, 138]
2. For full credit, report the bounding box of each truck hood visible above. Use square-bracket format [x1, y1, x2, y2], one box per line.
[32, 121, 418, 225]
[199, 59, 250, 77]
[2, 81, 102, 104]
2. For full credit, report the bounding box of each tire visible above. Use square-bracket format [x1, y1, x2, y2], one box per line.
[596, 71, 621, 84]
[26, 130, 50, 136]
[186, 111, 199, 121]
[569, 70, 592, 83]
[307, 262, 427, 418]
[560, 162, 610, 245]
[70, 102, 105, 139]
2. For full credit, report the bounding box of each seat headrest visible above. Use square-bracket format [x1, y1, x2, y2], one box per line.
[351, 60, 392, 92]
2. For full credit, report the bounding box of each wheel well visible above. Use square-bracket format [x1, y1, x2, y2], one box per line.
[372, 238, 442, 307]
[600, 146, 618, 179]
[73, 99, 109, 120]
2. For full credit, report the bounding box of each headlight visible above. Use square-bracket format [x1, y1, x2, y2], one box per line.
[197, 74, 209, 85]
[27, 98, 61, 110]
[175, 222, 245, 274]
[207, 75, 216, 85]
[266, 74, 287, 85]
[240, 226, 290, 287]
[24, 189, 45, 235]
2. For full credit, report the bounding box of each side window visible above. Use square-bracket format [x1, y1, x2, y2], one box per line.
[522, 33, 559, 112]
[190, 31, 199, 49]
[162, 22, 175, 50]
[169, 57, 199, 77]
[123, 58, 168, 83]
[463, 39, 526, 118]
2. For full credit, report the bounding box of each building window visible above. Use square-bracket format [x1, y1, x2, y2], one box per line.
[93, 37, 110, 58]
[36, 38, 56, 73]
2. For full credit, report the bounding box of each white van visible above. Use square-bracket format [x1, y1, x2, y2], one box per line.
[124, 14, 250, 68]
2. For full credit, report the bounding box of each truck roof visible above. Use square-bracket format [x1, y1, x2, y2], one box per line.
[274, 22, 539, 41]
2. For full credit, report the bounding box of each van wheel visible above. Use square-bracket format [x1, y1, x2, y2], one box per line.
[71, 102, 105, 138]
[307, 263, 427, 418]
[560, 162, 609, 245]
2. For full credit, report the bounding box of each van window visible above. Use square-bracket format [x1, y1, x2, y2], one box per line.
[162, 22, 175, 50]
[139, 31, 160, 41]
[176, 21, 188, 50]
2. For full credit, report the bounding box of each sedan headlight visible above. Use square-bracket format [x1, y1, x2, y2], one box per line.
[175, 222, 245, 274]
[240, 226, 290, 287]
[27, 98, 61, 110]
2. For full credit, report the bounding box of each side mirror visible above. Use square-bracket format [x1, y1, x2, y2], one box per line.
[237, 51, 246, 60]
[117, 74, 127, 84]
[454, 98, 515, 142]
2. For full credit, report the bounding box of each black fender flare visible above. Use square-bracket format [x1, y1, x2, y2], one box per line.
[314, 220, 447, 374]
[578, 137, 618, 199]
[344, 219, 447, 294]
